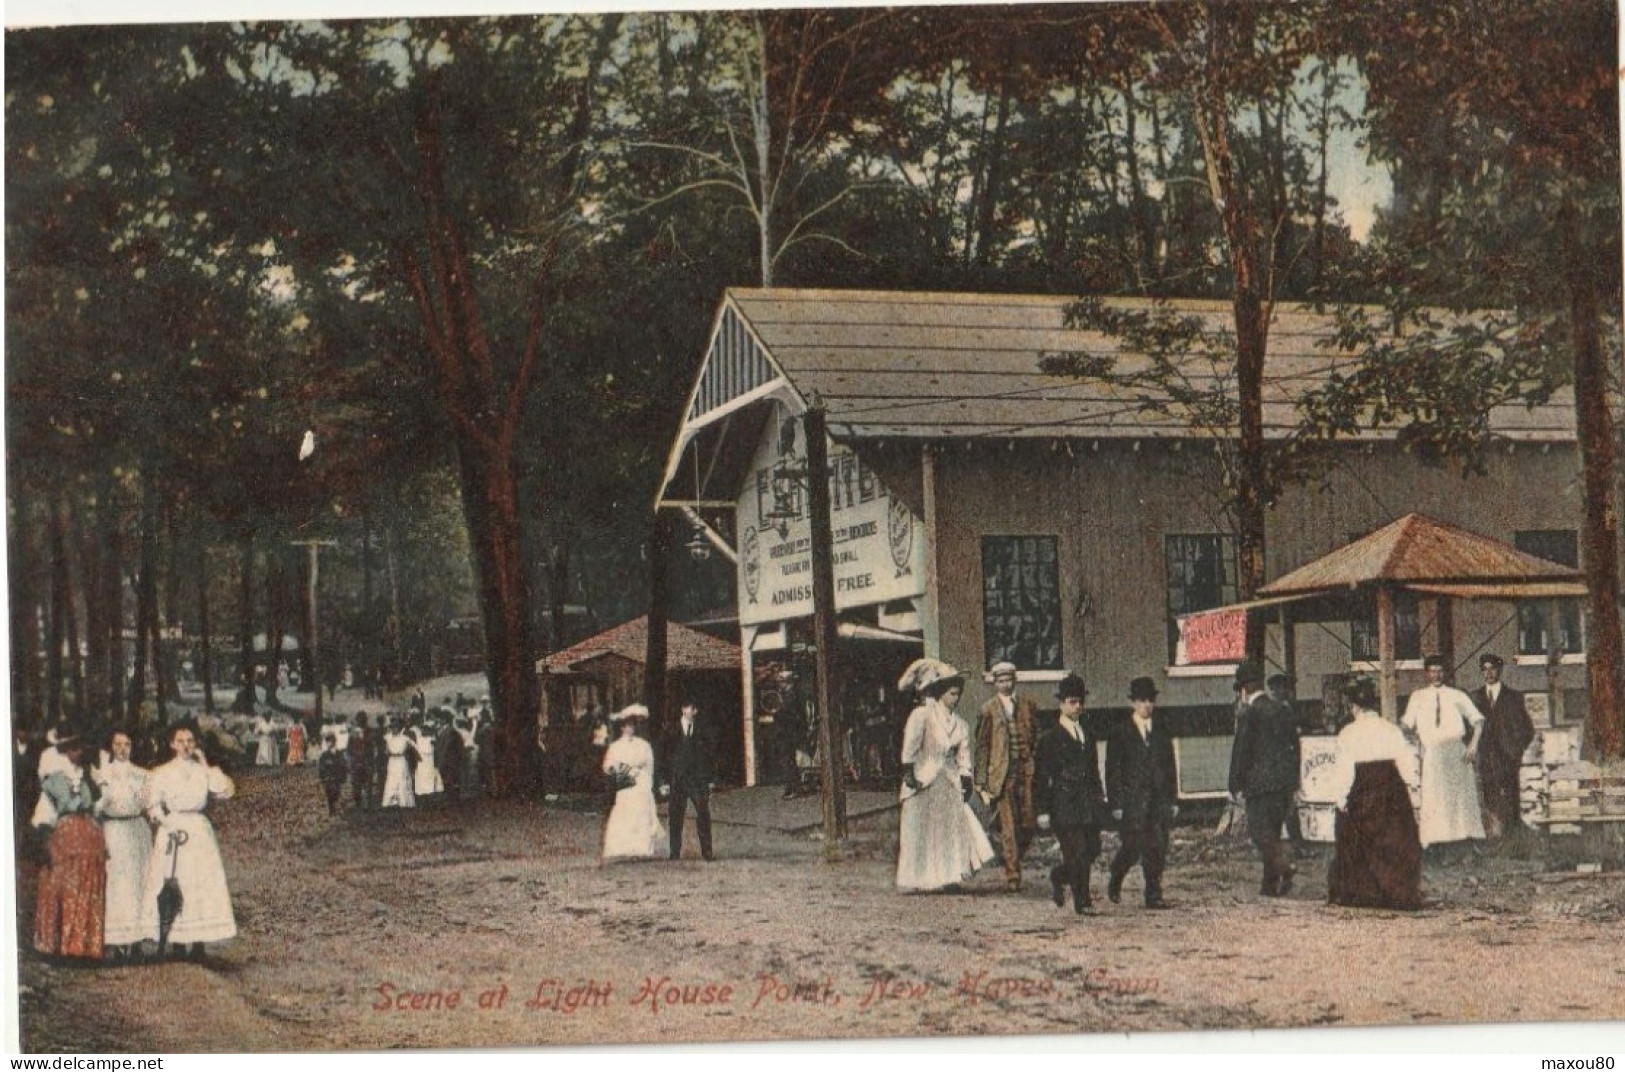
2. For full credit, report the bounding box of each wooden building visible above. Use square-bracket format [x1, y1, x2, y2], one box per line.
[536, 616, 744, 787]
[656, 289, 1589, 793]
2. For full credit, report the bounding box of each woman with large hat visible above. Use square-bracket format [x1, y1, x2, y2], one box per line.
[894, 658, 994, 891]
[600, 704, 665, 861]
[1327, 677, 1425, 910]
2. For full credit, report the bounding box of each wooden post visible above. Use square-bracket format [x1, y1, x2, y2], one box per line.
[805, 406, 847, 856]
[1377, 585, 1398, 722]
[1546, 597, 1566, 725]
[740, 625, 758, 788]
[1436, 598, 1456, 675]
[1279, 602, 1296, 683]
[921, 444, 941, 659]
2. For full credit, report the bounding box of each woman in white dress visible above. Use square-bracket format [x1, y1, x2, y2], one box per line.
[94, 730, 151, 961]
[253, 714, 281, 767]
[138, 722, 236, 960]
[894, 658, 994, 891]
[380, 719, 417, 809]
[600, 705, 664, 861]
[410, 725, 443, 800]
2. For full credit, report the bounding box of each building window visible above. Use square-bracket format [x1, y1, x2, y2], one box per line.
[1516, 530, 1584, 656]
[981, 536, 1063, 671]
[1350, 590, 1423, 663]
[1165, 534, 1238, 662]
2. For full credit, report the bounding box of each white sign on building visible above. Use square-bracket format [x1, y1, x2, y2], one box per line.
[736, 408, 926, 628]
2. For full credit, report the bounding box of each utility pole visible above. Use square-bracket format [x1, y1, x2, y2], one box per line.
[804, 404, 847, 859]
[292, 539, 338, 722]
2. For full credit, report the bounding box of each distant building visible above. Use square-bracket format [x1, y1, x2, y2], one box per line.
[657, 289, 1588, 792]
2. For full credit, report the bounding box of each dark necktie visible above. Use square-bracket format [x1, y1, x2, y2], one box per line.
[1435, 691, 1441, 730]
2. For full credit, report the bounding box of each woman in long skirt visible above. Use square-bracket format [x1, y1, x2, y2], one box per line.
[138, 722, 238, 959]
[32, 735, 107, 960]
[95, 730, 151, 961]
[285, 720, 307, 766]
[1327, 678, 1425, 910]
[600, 705, 664, 861]
[380, 719, 417, 809]
[894, 659, 994, 891]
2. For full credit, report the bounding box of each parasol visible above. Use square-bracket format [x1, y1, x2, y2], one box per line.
[156, 829, 189, 957]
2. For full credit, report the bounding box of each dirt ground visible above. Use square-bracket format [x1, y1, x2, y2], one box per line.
[10, 742, 1625, 1053]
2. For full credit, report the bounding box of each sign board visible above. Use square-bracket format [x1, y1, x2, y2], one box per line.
[1174, 607, 1247, 665]
[1298, 736, 1342, 804]
[736, 407, 926, 627]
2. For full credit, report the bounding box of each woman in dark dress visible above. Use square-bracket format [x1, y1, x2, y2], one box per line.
[1326, 678, 1425, 910]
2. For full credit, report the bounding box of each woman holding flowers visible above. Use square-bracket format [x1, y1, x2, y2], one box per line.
[601, 705, 664, 861]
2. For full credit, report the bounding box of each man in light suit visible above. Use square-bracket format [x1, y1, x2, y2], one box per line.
[663, 701, 716, 861]
[1106, 676, 1178, 909]
[1470, 653, 1535, 837]
[974, 661, 1038, 891]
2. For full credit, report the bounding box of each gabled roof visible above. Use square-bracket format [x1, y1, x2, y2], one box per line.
[727, 288, 1576, 441]
[1259, 513, 1583, 597]
[536, 616, 740, 675]
[656, 288, 1579, 509]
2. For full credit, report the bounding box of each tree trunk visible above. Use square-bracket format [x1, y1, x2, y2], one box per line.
[57, 496, 86, 724]
[266, 547, 285, 709]
[549, 538, 571, 655]
[80, 492, 108, 720]
[455, 442, 542, 796]
[235, 534, 256, 713]
[645, 511, 671, 733]
[8, 490, 43, 731]
[197, 539, 215, 716]
[46, 491, 69, 727]
[1192, 1, 1271, 658]
[972, 73, 1013, 269]
[104, 506, 125, 726]
[130, 473, 159, 715]
[1564, 203, 1625, 759]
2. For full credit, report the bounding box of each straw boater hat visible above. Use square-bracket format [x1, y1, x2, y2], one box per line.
[611, 703, 650, 723]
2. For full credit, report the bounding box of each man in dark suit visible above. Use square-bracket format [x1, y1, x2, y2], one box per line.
[1229, 660, 1302, 897]
[12, 725, 43, 845]
[1471, 653, 1535, 837]
[1106, 675, 1178, 909]
[348, 714, 374, 810]
[664, 700, 716, 861]
[1034, 673, 1108, 913]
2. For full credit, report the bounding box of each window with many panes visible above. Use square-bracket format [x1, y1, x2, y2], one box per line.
[1350, 589, 1423, 663]
[1165, 534, 1239, 662]
[1516, 530, 1584, 656]
[981, 536, 1063, 671]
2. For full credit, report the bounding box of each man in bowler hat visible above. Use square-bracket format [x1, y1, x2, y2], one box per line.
[1106, 676, 1178, 909]
[663, 700, 716, 861]
[1034, 673, 1108, 913]
[1229, 660, 1301, 896]
[975, 661, 1039, 890]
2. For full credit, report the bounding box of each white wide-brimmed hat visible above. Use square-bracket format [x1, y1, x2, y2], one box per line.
[611, 703, 650, 722]
[898, 657, 961, 694]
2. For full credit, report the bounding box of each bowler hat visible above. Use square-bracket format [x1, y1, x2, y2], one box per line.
[1055, 673, 1088, 701]
[1233, 660, 1265, 689]
[1128, 676, 1158, 702]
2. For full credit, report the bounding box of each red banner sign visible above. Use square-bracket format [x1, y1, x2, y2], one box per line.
[1176, 607, 1248, 665]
